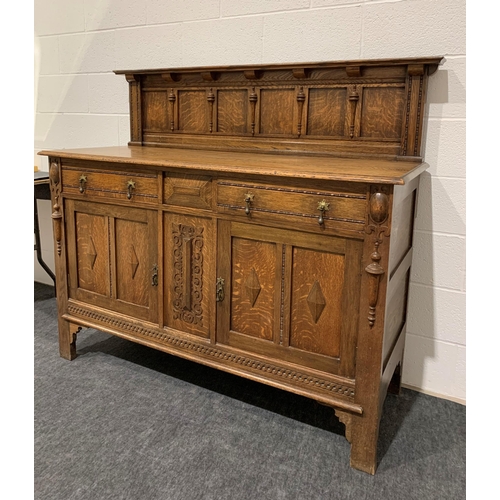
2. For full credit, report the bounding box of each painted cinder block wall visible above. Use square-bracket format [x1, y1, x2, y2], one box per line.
[34, 0, 466, 404]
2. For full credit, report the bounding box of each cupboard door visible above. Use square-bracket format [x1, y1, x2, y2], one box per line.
[164, 213, 215, 339]
[217, 221, 362, 376]
[66, 200, 158, 322]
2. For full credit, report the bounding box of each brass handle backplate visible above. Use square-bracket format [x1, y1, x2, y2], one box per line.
[152, 264, 158, 287]
[317, 200, 330, 225]
[79, 174, 87, 193]
[216, 277, 225, 302]
[127, 180, 136, 200]
[244, 193, 254, 216]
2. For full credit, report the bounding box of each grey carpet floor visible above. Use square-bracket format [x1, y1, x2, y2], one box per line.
[34, 282, 465, 500]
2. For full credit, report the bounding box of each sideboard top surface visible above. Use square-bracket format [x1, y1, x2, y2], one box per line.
[39, 145, 425, 185]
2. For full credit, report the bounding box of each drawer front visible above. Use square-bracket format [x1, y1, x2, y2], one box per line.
[163, 173, 212, 210]
[216, 180, 367, 234]
[62, 166, 158, 204]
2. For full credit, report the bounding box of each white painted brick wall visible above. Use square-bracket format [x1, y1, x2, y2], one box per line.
[34, 0, 466, 404]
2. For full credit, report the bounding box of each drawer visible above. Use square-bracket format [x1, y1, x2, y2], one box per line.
[61, 166, 158, 204]
[216, 180, 367, 234]
[163, 172, 212, 210]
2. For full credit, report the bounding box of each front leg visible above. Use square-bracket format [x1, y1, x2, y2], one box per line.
[58, 319, 80, 360]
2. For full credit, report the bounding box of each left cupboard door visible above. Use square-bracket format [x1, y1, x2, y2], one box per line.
[65, 199, 158, 323]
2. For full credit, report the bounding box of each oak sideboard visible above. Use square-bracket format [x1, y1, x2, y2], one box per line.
[40, 57, 442, 474]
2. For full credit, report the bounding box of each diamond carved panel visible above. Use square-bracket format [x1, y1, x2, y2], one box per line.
[245, 267, 262, 307]
[87, 237, 97, 270]
[307, 280, 326, 324]
[130, 245, 139, 279]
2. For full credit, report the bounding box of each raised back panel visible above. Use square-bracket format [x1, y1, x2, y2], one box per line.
[117, 57, 442, 157]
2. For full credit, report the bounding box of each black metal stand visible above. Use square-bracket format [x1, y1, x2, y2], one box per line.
[35, 172, 56, 293]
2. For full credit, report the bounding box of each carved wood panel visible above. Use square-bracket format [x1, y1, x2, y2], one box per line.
[122, 58, 442, 156]
[290, 247, 345, 358]
[178, 90, 208, 133]
[164, 213, 214, 339]
[230, 237, 278, 341]
[114, 218, 149, 308]
[66, 200, 158, 322]
[307, 88, 347, 137]
[360, 86, 405, 139]
[259, 88, 295, 135]
[74, 211, 109, 297]
[142, 91, 170, 132]
[217, 89, 248, 134]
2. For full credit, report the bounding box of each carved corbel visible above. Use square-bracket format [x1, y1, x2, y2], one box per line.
[364, 188, 391, 328]
[345, 65, 361, 78]
[124, 73, 139, 84]
[201, 71, 218, 82]
[244, 70, 262, 80]
[407, 64, 424, 76]
[49, 159, 63, 256]
[292, 68, 310, 79]
[161, 72, 181, 82]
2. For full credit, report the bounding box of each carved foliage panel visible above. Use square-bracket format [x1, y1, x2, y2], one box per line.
[164, 213, 214, 339]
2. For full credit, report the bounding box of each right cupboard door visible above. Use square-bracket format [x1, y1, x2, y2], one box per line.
[217, 221, 363, 378]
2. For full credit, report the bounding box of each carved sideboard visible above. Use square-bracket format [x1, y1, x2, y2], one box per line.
[40, 57, 442, 474]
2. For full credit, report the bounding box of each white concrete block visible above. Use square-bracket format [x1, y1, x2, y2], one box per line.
[148, 0, 220, 24]
[35, 0, 85, 36]
[59, 32, 116, 74]
[182, 17, 263, 67]
[222, 0, 309, 17]
[411, 231, 465, 290]
[407, 283, 466, 345]
[37, 75, 89, 113]
[415, 175, 466, 236]
[88, 74, 129, 114]
[119, 116, 131, 146]
[262, 7, 362, 63]
[362, 0, 465, 58]
[312, 0, 364, 7]
[402, 334, 459, 399]
[35, 113, 120, 150]
[427, 58, 466, 119]
[115, 25, 183, 70]
[422, 119, 466, 179]
[452, 345, 466, 402]
[36, 36, 60, 75]
[85, 0, 147, 31]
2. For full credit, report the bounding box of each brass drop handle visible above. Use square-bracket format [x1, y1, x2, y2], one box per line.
[317, 200, 330, 225]
[216, 277, 225, 302]
[79, 174, 87, 193]
[244, 193, 254, 215]
[151, 264, 158, 287]
[127, 180, 136, 200]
